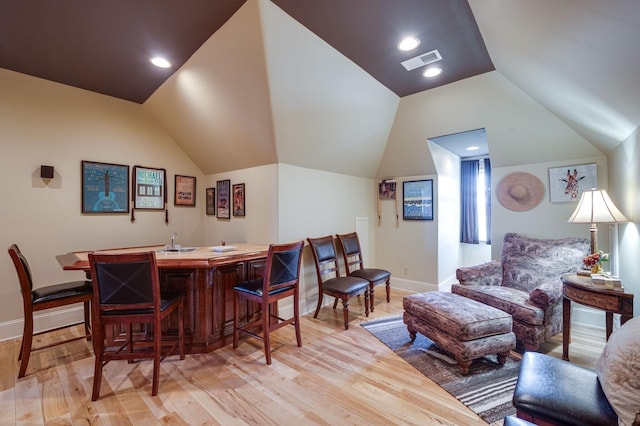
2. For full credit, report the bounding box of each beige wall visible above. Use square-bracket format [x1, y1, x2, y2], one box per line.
[0, 68, 204, 327]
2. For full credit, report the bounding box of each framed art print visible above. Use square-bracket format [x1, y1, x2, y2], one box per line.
[81, 161, 129, 213]
[548, 163, 597, 202]
[232, 183, 245, 217]
[132, 165, 166, 210]
[216, 179, 230, 219]
[379, 179, 396, 200]
[174, 175, 196, 206]
[206, 187, 215, 216]
[403, 179, 434, 220]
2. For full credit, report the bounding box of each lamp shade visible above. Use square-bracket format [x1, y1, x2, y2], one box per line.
[567, 189, 628, 224]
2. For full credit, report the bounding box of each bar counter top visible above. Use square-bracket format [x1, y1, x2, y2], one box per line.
[57, 243, 269, 271]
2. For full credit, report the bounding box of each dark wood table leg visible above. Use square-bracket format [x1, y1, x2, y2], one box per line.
[605, 312, 613, 340]
[562, 296, 571, 361]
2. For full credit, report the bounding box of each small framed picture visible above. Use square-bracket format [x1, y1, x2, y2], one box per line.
[81, 161, 129, 213]
[379, 179, 396, 200]
[233, 183, 245, 217]
[216, 179, 231, 219]
[206, 187, 215, 216]
[403, 179, 434, 221]
[548, 163, 597, 202]
[174, 175, 196, 206]
[133, 165, 166, 210]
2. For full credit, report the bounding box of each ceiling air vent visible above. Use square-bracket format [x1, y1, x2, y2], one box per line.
[401, 49, 442, 71]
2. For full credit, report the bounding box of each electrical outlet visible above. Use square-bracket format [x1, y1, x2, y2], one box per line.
[403, 266, 409, 275]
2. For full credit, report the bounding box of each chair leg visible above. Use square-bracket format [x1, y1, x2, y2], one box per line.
[364, 289, 370, 317]
[340, 296, 350, 330]
[313, 292, 324, 318]
[294, 294, 302, 347]
[152, 320, 161, 396]
[91, 326, 105, 401]
[18, 313, 34, 378]
[83, 300, 92, 341]
[369, 283, 375, 312]
[263, 302, 272, 365]
[385, 279, 391, 303]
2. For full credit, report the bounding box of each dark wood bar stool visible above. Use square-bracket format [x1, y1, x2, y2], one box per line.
[8, 244, 92, 378]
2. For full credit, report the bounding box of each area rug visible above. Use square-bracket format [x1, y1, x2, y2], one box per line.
[361, 316, 520, 425]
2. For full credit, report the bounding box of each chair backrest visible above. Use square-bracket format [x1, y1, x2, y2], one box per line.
[262, 241, 304, 295]
[88, 251, 160, 313]
[336, 232, 364, 274]
[307, 235, 342, 284]
[8, 244, 34, 296]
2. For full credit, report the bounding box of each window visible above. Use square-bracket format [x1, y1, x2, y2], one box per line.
[461, 158, 491, 244]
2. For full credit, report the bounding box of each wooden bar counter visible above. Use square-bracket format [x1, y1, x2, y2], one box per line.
[58, 244, 269, 354]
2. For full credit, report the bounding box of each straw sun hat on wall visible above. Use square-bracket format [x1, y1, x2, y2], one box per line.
[496, 172, 545, 211]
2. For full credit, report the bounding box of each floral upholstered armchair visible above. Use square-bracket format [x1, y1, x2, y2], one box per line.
[452, 233, 590, 351]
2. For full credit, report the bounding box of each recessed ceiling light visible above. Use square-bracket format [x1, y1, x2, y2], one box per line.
[150, 57, 171, 68]
[466, 146, 480, 151]
[423, 67, 443, 78]
[398, 37, 420, 51]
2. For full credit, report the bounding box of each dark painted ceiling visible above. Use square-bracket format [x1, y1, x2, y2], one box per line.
[0, 0, 493, 103]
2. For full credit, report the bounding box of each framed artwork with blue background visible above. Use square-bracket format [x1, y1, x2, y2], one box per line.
[82, 161, 129, 213]
[403, 179, 434, 220]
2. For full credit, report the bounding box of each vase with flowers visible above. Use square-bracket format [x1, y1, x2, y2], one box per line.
[583, 250, 609, 274]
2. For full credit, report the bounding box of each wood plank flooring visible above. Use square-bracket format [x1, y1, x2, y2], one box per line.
[1, 288, 605, 425]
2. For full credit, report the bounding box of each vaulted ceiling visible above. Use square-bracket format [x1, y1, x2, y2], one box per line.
[1, 0, 639, 177]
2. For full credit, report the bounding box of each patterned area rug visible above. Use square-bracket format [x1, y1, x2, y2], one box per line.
[361, 316, 520, 425]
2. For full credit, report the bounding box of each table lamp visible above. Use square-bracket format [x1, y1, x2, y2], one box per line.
[567, 189, 628, 254]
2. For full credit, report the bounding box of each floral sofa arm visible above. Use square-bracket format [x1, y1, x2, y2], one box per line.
[456, 260, 502, 286]
[529, 276, 564, 308]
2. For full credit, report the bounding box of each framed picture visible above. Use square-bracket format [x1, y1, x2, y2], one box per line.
[549, 163, 597, 202]
[216, 179, 231, 219]
[132, 165, 166, 210]
[174, 175, 196, 206]
[81, 161, 129, 213]
[206, 187, 215, 216]
[403, 179, 434, 221]
[233, 183, 245, 217]
[379, 179, 397, 200]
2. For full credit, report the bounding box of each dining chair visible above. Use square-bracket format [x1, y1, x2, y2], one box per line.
[233, 241, 304, 365]
[8, 244, 93, 378]
[88, 251, 185, 400]
[336, 232, 391, 312]
[307, 235, 370, 330]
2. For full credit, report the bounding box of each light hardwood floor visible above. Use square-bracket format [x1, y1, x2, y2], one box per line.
[0, 288, 605, 425]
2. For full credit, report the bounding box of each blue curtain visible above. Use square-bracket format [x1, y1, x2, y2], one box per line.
[460, 160, 479, 243]
[484, 158, 492, 244]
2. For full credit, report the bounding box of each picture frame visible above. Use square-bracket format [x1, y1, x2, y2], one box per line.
[232, 183, 245, 217]
[216, 179, 231, 219]
[206, 187, 216, 216]
[81, 160, 129, 213]
[174, 175, 196, 206]
[132, 165, 166, 210]
[403, 179, 434, 221]
[548, 163, 597, 202]
[379, 179, 397, 200]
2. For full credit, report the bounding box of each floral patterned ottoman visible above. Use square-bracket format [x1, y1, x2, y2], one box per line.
[403, 291, 516, 374]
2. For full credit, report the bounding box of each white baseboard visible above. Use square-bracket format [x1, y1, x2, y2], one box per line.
[391, 277, 438, 293]
[0, 306, 86, 343]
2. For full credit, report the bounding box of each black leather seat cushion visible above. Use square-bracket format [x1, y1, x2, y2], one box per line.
[32, 280, 92, 304]
[233, 278, 294, 296]
[513, 351, 618, 425]
[323, 276, 368, 296]
[102, 291, 184, 316]
[350, 268, 390, 282]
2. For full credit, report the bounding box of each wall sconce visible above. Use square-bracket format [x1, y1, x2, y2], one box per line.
[40, 165, 54, 179]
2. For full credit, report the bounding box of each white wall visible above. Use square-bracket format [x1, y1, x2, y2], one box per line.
[0, 68, 204, 330]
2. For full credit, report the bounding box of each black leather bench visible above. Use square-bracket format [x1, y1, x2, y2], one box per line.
[513, 351, 617, 425]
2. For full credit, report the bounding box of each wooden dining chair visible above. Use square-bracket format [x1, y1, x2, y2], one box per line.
[88, 251, 184, 400]
[336, 232, 391, 312]
[307, 235, 370, 330]
[8, 244, 93, 378]
[233, 241, 304, 364]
